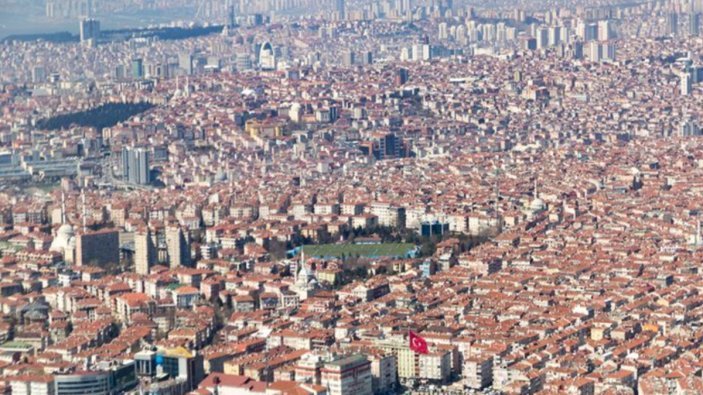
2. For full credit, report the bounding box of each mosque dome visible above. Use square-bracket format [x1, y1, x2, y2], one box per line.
[50, 224, 75, 252]
[530, 197, 546, 212]
[296, 264, 311, 286]
[21, 300, 50, 322]
[215, 169, 226, 182]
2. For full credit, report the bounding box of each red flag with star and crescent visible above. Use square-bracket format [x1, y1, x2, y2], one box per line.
[409, 330, 429, 354]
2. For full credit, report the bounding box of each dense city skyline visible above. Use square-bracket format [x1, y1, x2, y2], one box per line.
[2, 0, 703, 394]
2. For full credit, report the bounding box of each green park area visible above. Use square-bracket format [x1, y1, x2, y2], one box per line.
[301, 243, 416, 259]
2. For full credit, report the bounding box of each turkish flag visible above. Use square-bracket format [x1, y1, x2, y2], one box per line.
[409, 331, 429, 354]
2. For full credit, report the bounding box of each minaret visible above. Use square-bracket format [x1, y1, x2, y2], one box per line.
[300, 248, 305, 272]
[493, 168, 500, 215]
[494, 177, 501, 233]
[61, 191, 66, 224]
[534, 178, 539, 199]
[81, 190, 87, 232]
[294, 248, 304, 282]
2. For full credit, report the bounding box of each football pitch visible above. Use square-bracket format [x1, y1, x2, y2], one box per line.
[301, 243, 416, 258]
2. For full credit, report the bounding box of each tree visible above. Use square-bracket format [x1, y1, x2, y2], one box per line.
[37, 102, 155, 131]
[354, 266, 368, 278]
[267, 240, 288, 260]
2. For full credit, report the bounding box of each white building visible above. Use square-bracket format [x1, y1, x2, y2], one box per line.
[321, 355, 372, 395]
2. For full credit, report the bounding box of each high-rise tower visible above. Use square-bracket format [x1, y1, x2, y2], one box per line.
[166, 226, 191, 269]
[135, 228, 156, 275]
[121, 147, 151, 185]
[336, 0, 345, 20]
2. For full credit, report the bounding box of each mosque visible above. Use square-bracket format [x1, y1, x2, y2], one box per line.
[49, 192, 76, 263]
[292, 250, 318, 301]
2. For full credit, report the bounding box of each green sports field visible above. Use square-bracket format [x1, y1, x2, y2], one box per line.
[301, 243, 416, 259]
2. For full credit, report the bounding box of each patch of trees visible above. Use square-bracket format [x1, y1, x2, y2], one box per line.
[107, 25, 223, 41]
[37, 102, 154, 131]
[3, 25, 224, 45]
[2, 32, 77, 43]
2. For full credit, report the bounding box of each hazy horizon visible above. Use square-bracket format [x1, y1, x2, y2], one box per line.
[1, 3, 197, 38]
